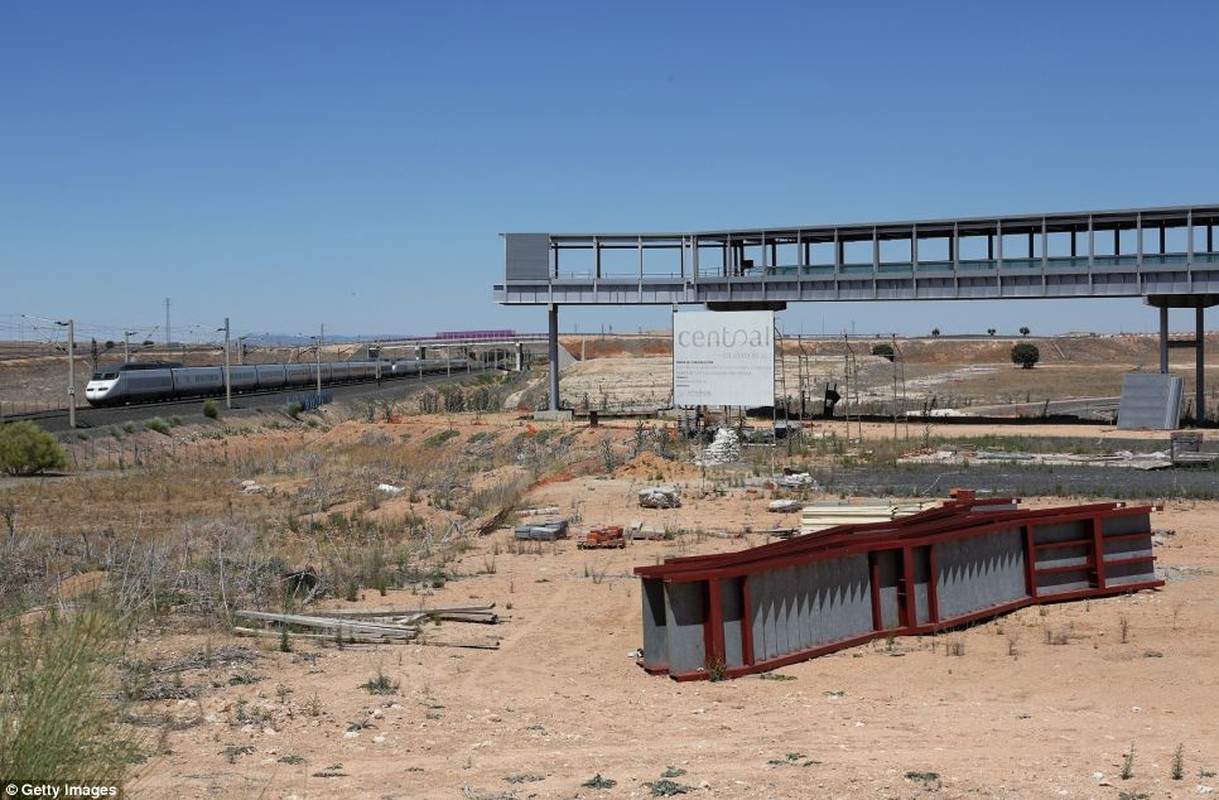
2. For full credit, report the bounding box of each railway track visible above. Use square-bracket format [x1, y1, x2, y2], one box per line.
[5, 366, 498, 434]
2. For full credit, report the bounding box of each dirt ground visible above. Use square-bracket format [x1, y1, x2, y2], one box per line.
[117, 416, 1219, 800]
[5, 336, 1218, 799]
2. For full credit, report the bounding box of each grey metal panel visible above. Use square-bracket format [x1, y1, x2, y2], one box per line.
[913, 547, 932, 625]
[1033, 520, 1089, 545]
[641, 579, 667, 671]
[720, 579, 744, 668]
[935, 529, 1026, 618]
[876, 551, 901, 630]
[1037, 569, 1092, 594]
[663, 582, 706, 675]
[1101, 512, 1150, 538]
[1103, 538, 1153, 561]
[504, 234, 551, 280]
[1117, 373, 1184, 430]
[1105, 560, 1157, 586]
[810, 555, 873, 645]
[1037, 544, 1089, 569]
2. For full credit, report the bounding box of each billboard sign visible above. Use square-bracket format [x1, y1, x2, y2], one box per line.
[673, 310, 775, 407]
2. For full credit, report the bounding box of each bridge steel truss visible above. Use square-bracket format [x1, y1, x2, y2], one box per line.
[496, 204, 1219, 418]
[634, 495, 1162, 680]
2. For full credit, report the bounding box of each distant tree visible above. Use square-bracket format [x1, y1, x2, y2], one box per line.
[0, 421, 67, 476]
[1019, 326, 1031, 337]
[871, 343, 895, 362]
[931, 328, 941, 337]
[987, 328, 996, 337]
[104, 340, 116, 350]
[1011, 343, 1040, 369]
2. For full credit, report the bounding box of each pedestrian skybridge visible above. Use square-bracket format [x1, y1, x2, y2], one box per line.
[495, 204, 1219, 308]
[494, 204, 1219, 418]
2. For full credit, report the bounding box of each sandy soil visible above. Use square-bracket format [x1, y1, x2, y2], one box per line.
[127, 423, 1219, 800]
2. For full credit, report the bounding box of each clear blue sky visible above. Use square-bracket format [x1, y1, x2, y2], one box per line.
[4, 1, 1218, 346]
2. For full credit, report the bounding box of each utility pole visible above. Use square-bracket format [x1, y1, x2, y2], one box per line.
[124, 330, 138, 363]
[315, 324, 323, 406]
[165, 298, 171, 349]
[218, 318, 232, 409]
[56, 319, 76, 429]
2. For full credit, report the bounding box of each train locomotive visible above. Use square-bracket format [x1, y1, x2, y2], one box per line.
[84, 356, 473, 406]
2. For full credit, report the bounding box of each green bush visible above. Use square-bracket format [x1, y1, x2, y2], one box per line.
[0, 421, 67, 476]
[1010, 343, 1040, 369]
[144, 417, 171, 435]
[871, 344, 895, 362]
[201, 399, 219, 419]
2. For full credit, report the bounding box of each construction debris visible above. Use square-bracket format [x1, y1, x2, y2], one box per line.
[519, 506, 562, 517]
[376, 483, 404, 495]
[778, 471, 817, 489]
[514, 519, 569, 541]
[800, 499, 941, 534]
[767, 499, 803, 513]
[578, 526, 627, 549]
[233, 603, 501, 648]
[693, 427, 740, 466]
[897, 446, 1175, 470]
[638, 486, 682, 509]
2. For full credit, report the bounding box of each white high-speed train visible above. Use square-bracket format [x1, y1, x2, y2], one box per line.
[84, 357, 473, 406]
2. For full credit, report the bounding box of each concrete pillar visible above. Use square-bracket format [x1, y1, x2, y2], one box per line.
[515, 341, 523, 372]
[548, 304, 560, 411]
[1160, 306, 1169, 374]
[1196, 306, 1206, 423]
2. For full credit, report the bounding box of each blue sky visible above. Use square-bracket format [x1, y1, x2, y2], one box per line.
[4, 1, 1219, 346]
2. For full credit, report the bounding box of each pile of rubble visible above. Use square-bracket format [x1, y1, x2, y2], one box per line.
[693, 426, 741, 466]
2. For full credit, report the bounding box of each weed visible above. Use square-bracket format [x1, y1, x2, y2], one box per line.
[1121, 744, 1136, 780]
[1171, 743, 1184, 780]
[759, 673, 796, 682]
[582, 773, 617, 789]
[505, 774, 544, 784]
[360, 669, 400, 696]
[904, 771, 941, 788]
[278, 753, 305, 765]
[1200, 767, 1217, 778]
[659, 766, 687, 779]
[1118, 792, 1149, 800]
[221, 744, 254, 763]
[1119, 615, 1130, 643]
[705, 656, 727, 682]
[202, 400, 219, 420]
[646, 779, 692, 796]
[947, 639, 965, 657]
[346, 718, 374, 732]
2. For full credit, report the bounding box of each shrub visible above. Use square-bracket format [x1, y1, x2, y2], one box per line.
[1010, 343, 1040, 369]
[144, 418, 171, 435]
[871, 344, 895, 362]
[0, 608, 142, 783]
[202, 399, 219, 419]
[0, 421, 67, 476]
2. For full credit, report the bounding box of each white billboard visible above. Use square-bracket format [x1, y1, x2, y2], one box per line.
[672, 310, 775, 407]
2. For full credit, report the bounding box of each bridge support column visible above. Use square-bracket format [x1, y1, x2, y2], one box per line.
[1160, 306, 1169, 373]
[1196, 306, 1206, 423]
[515, 341, 524, 372]
[1149, 295, 1218, 425]
[548, 304, 560, 411]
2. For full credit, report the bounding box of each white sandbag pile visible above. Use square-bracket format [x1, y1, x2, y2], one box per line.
[693, 427, 741, 466]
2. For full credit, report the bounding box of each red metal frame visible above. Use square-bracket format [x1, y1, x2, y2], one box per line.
[636, 498, 1163, 680]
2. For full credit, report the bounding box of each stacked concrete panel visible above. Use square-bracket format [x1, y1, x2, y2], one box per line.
[635, 497, 1162, 680]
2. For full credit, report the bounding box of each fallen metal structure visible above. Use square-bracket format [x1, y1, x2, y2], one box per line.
[634, 495, 1162, 680]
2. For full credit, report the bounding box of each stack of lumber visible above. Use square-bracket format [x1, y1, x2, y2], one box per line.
[799, 500, 940, 535]
[233, 602, 500, 648]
